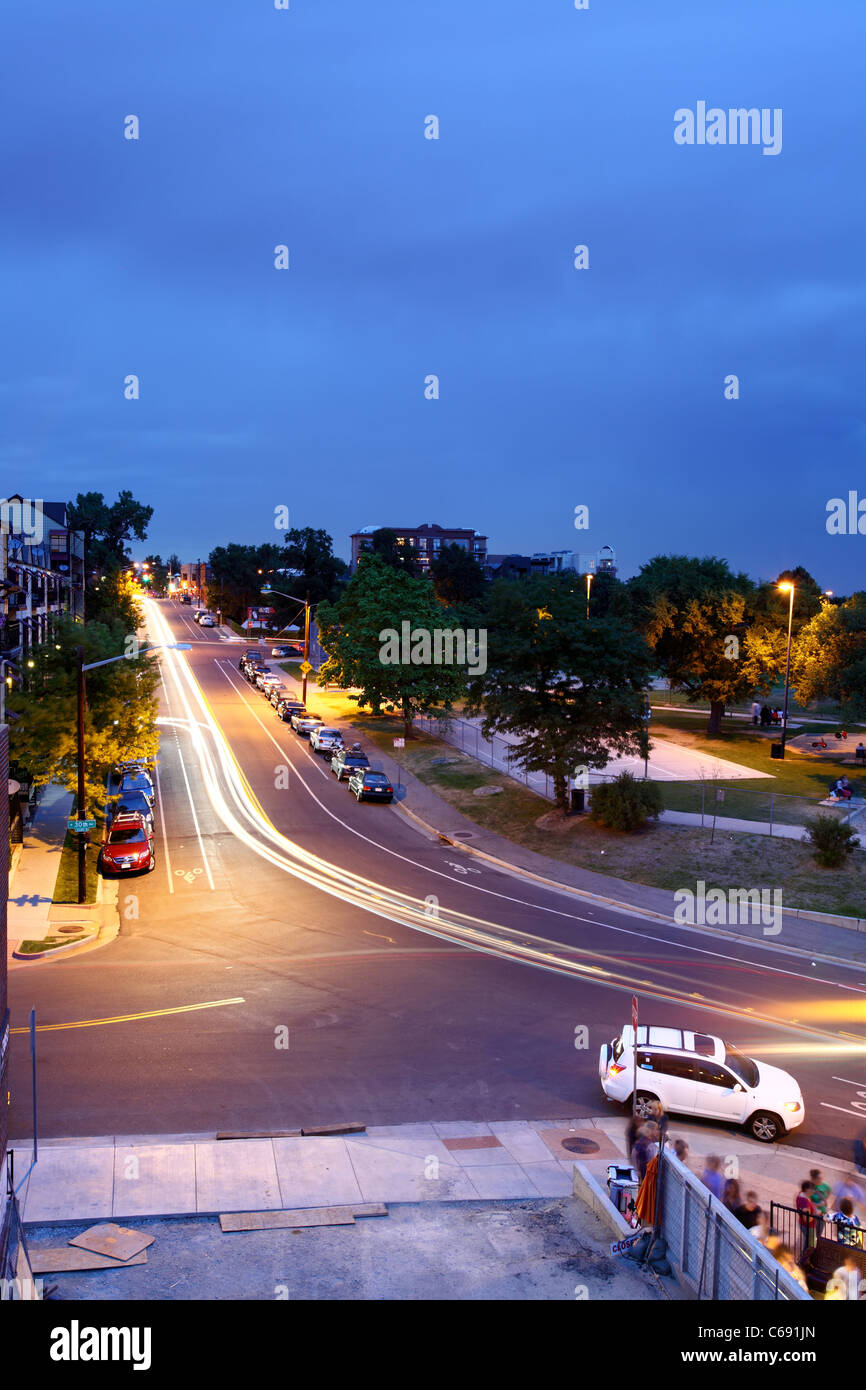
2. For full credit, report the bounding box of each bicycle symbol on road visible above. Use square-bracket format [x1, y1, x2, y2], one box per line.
[445, 861, 481, 877]
[175, 867, 204, 885]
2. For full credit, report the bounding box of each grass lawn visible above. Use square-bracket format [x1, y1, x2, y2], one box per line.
[17, 933, 89, 954]
[53, 828, 101, 905]
[291, 685, 866, 917]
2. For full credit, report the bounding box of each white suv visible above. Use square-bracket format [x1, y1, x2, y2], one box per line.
[599, 1024, 805, 1143]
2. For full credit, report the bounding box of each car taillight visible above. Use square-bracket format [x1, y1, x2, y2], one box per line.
[608, 1062, 625, 1077]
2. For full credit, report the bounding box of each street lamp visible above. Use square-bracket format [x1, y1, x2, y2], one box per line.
[261, 584, 311, 703]
[777, 581, 795, 759]
[74, 640, 191, 903]
[0, 658, 20, 725]
[585, 572, 593, 621]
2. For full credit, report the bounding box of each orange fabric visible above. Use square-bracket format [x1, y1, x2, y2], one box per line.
[636, 1154, 659, 1225]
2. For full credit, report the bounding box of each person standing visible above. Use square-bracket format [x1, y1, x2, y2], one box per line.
[810, 1168, 832, 1217]
[723, 1178, 741, 1213]
[795, 1180, 819, 1259]
[751, 700, 761, 726]
[701, 1155, 725, 1201]
[735, 1192, 763, 1230]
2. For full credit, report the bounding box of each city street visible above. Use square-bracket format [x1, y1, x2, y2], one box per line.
[8, 600, 866, 1161]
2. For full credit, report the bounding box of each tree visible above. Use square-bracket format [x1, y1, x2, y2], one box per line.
[369, 528, 420, 576]
[316, 554, 468, 736]
[143, 554, 168, 594]
[67, 490, 154, 581]
[628, 555, 759, 736]
[792, 593, 866, 719]
[466, 574, 656, 811]
[8, 611, 160, 814]
[207, 542, 285, 624]
[280, 527, 349, 606]
[430, 543, 486, 613]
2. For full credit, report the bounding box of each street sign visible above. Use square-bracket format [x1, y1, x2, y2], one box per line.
[610, 1233, 643, 1256]
[68, 819, 96, 832]
[299, 660, 313, 675]
[393, 738, 405, 748]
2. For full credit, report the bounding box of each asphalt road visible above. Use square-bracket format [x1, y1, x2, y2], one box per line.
[8, 599, 866, 1161]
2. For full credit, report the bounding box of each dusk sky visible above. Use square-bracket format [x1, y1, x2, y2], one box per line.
[4, 0, 865, 590]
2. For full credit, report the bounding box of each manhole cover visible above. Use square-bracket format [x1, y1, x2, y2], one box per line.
[451, 831, 474, 838]
[561, 1137, 600, 1155]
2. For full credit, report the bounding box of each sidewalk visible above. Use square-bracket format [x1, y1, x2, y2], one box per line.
[6, 784, 74, 963]
[13, 1114, 864, 1227]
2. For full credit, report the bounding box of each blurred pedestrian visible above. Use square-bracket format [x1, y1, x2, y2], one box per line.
[632, 1125, 656, 1183]
[673, 1138, 690, 1165]
[829, 1198, 863, 1248]
[826, 1252, 863, 1301]
[648, 1099, 669, 1149]
[751, 701, 761, 726]
[810, 1168, 831, 1217]
[723, 1177, 741, 1213]
[735, 1191, 762, 1230]
[795, 1180, 819, 1258]
[701, 1155, 725, 1201]
[776, 1245, 809, 1292]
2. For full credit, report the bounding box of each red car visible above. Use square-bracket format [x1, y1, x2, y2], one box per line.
[100, 812, 155, 875]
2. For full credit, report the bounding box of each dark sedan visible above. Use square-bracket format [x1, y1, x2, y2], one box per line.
[347, 770, 394, 803]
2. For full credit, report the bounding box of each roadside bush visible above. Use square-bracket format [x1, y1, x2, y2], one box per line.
[804, 814, 861, 868]
[588, 772, 664, 832]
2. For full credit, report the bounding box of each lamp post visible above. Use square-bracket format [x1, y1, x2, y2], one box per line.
[585, 572, 593, 620]
[261, 585, 311, 703]
[75, 640, 191, 903]
[0, 657, 19, 725]
[777, 581, 795, 759]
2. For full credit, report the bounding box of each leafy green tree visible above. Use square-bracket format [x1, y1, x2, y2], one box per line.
[430, 542, 486, 613]
[207, 542, 285, 624]
[316, 554, 468, 736]
[67, 490, 154, 584]
[628, 555, 760, 736]
[8, 611, 160, 814]
[369, 528, 420, 576]
[467, 574, 656, 811]
[804, 814, 860, 868]
[792, 593, 866, 719]
[589, 771, 664, 832]
[281, 527, 349, 606]
[142, 554, 169, 593]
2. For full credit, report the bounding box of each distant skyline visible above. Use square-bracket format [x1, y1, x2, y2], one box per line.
[3, 0, 865, 590]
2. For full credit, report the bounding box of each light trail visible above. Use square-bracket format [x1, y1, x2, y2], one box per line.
[141, 600, 866, 1055]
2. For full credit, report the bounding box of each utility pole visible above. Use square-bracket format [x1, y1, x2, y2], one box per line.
[76, 645, 87, 903]
[302, 590, 311, 705]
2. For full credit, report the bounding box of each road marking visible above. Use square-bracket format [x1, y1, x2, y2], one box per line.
[820, 1102, 866, 1117]
[832, 1076, 866, 1085]
[152, 753, 173, 894]
[175, 743, 216, 890]
[10, 997, 246, 1034]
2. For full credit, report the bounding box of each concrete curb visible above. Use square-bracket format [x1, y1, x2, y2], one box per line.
[12, 930, 98, 961]
[397, 798, 865, 942]
[571, 1162, 635, 1240]
[12, 875, 122, 966]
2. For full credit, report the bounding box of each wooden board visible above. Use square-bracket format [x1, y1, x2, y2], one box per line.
[219, 1203, 386, 1232]
[68, 1223, 154, 1261]
[29, 1246, 148, 1274]
[216, 1130, 303, 1140]
[299, 1123, 366, 1136]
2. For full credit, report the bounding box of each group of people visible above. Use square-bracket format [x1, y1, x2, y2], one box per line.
[828, 775, 853, 801]
[629, 1111, 866, 1299]
[751, 702, 783, 728]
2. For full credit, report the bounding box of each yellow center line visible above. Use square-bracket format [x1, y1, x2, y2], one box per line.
[10, 997, 246, 1035]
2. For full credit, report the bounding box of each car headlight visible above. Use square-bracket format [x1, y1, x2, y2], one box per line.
[784, 1101, 802, 1112]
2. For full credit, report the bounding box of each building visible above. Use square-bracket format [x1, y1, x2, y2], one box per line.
[529, 545, 617, 578]
[350, 524, 487, 574]
[179, 561, 210, 600]
[0, 498, 85, 662]
[483, 553, 534, 580]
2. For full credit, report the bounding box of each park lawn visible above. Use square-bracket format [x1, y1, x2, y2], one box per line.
[53, 828, 101, 905]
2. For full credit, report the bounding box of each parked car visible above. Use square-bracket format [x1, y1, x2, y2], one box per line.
[260, 674, 284, 693]
[291, 713, 324, 738]
[100, 813, 155, 875]
[598, 1023, 805, 1143]
[277, 700, 305, 723]
[309, 727, 343, 756]
[199, 613, 215, 627]
[243, 649, 261, 662]
[255, 669, 277, 690]
[348, 770, 394, 803]
[268, 685, 291, 707]
[111, 790, 155, 834]
[331, 746, 370, 781]
[192, 609, 204, 623]
[246, 664, 267, 684]
[271, 645, 294, 658]
[118, 770, 155, 806]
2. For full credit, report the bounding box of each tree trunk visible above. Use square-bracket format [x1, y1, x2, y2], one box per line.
[553, 772, 568, 812]
[403, 701, 413, 740]
[707, 699, 725, 736]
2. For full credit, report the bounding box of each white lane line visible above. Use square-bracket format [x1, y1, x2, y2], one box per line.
[175, 743, 216, 891]
[216, 660, 331, 781]
[831, 1076, 866, 1086]
[210, 661, 866, 998]
[820, 1103, 866, 1117]
[152, 755, 173, 894]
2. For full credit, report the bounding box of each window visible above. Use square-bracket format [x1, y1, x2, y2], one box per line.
[639, 1052, 697, 1080]
[696, 1062, 736, 1089]
[724, 1045, 759, 1088]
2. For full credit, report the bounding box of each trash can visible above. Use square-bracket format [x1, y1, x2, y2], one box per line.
[607, 1164, 640, 1215]
[770, 742, 784, 759]
[570, 788, 586, 814]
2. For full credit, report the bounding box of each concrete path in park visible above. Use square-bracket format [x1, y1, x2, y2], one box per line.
[14, 1115, 866, 1243]
[6, 783, 74, 963]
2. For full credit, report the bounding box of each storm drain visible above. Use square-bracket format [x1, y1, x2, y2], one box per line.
[561, 1137, 600, 1155]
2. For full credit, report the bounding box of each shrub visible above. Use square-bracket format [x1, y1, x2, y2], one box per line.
[804, 814, 861, 868]
[588, 771, 664, 832]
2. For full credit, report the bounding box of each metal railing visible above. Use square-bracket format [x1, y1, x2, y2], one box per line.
[770, 1201, 865, 1255]
[659, 1150, 810, 1300]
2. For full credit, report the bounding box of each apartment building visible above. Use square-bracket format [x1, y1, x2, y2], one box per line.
[350, 523, 487, 573]
[0, 498, 85, 660]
